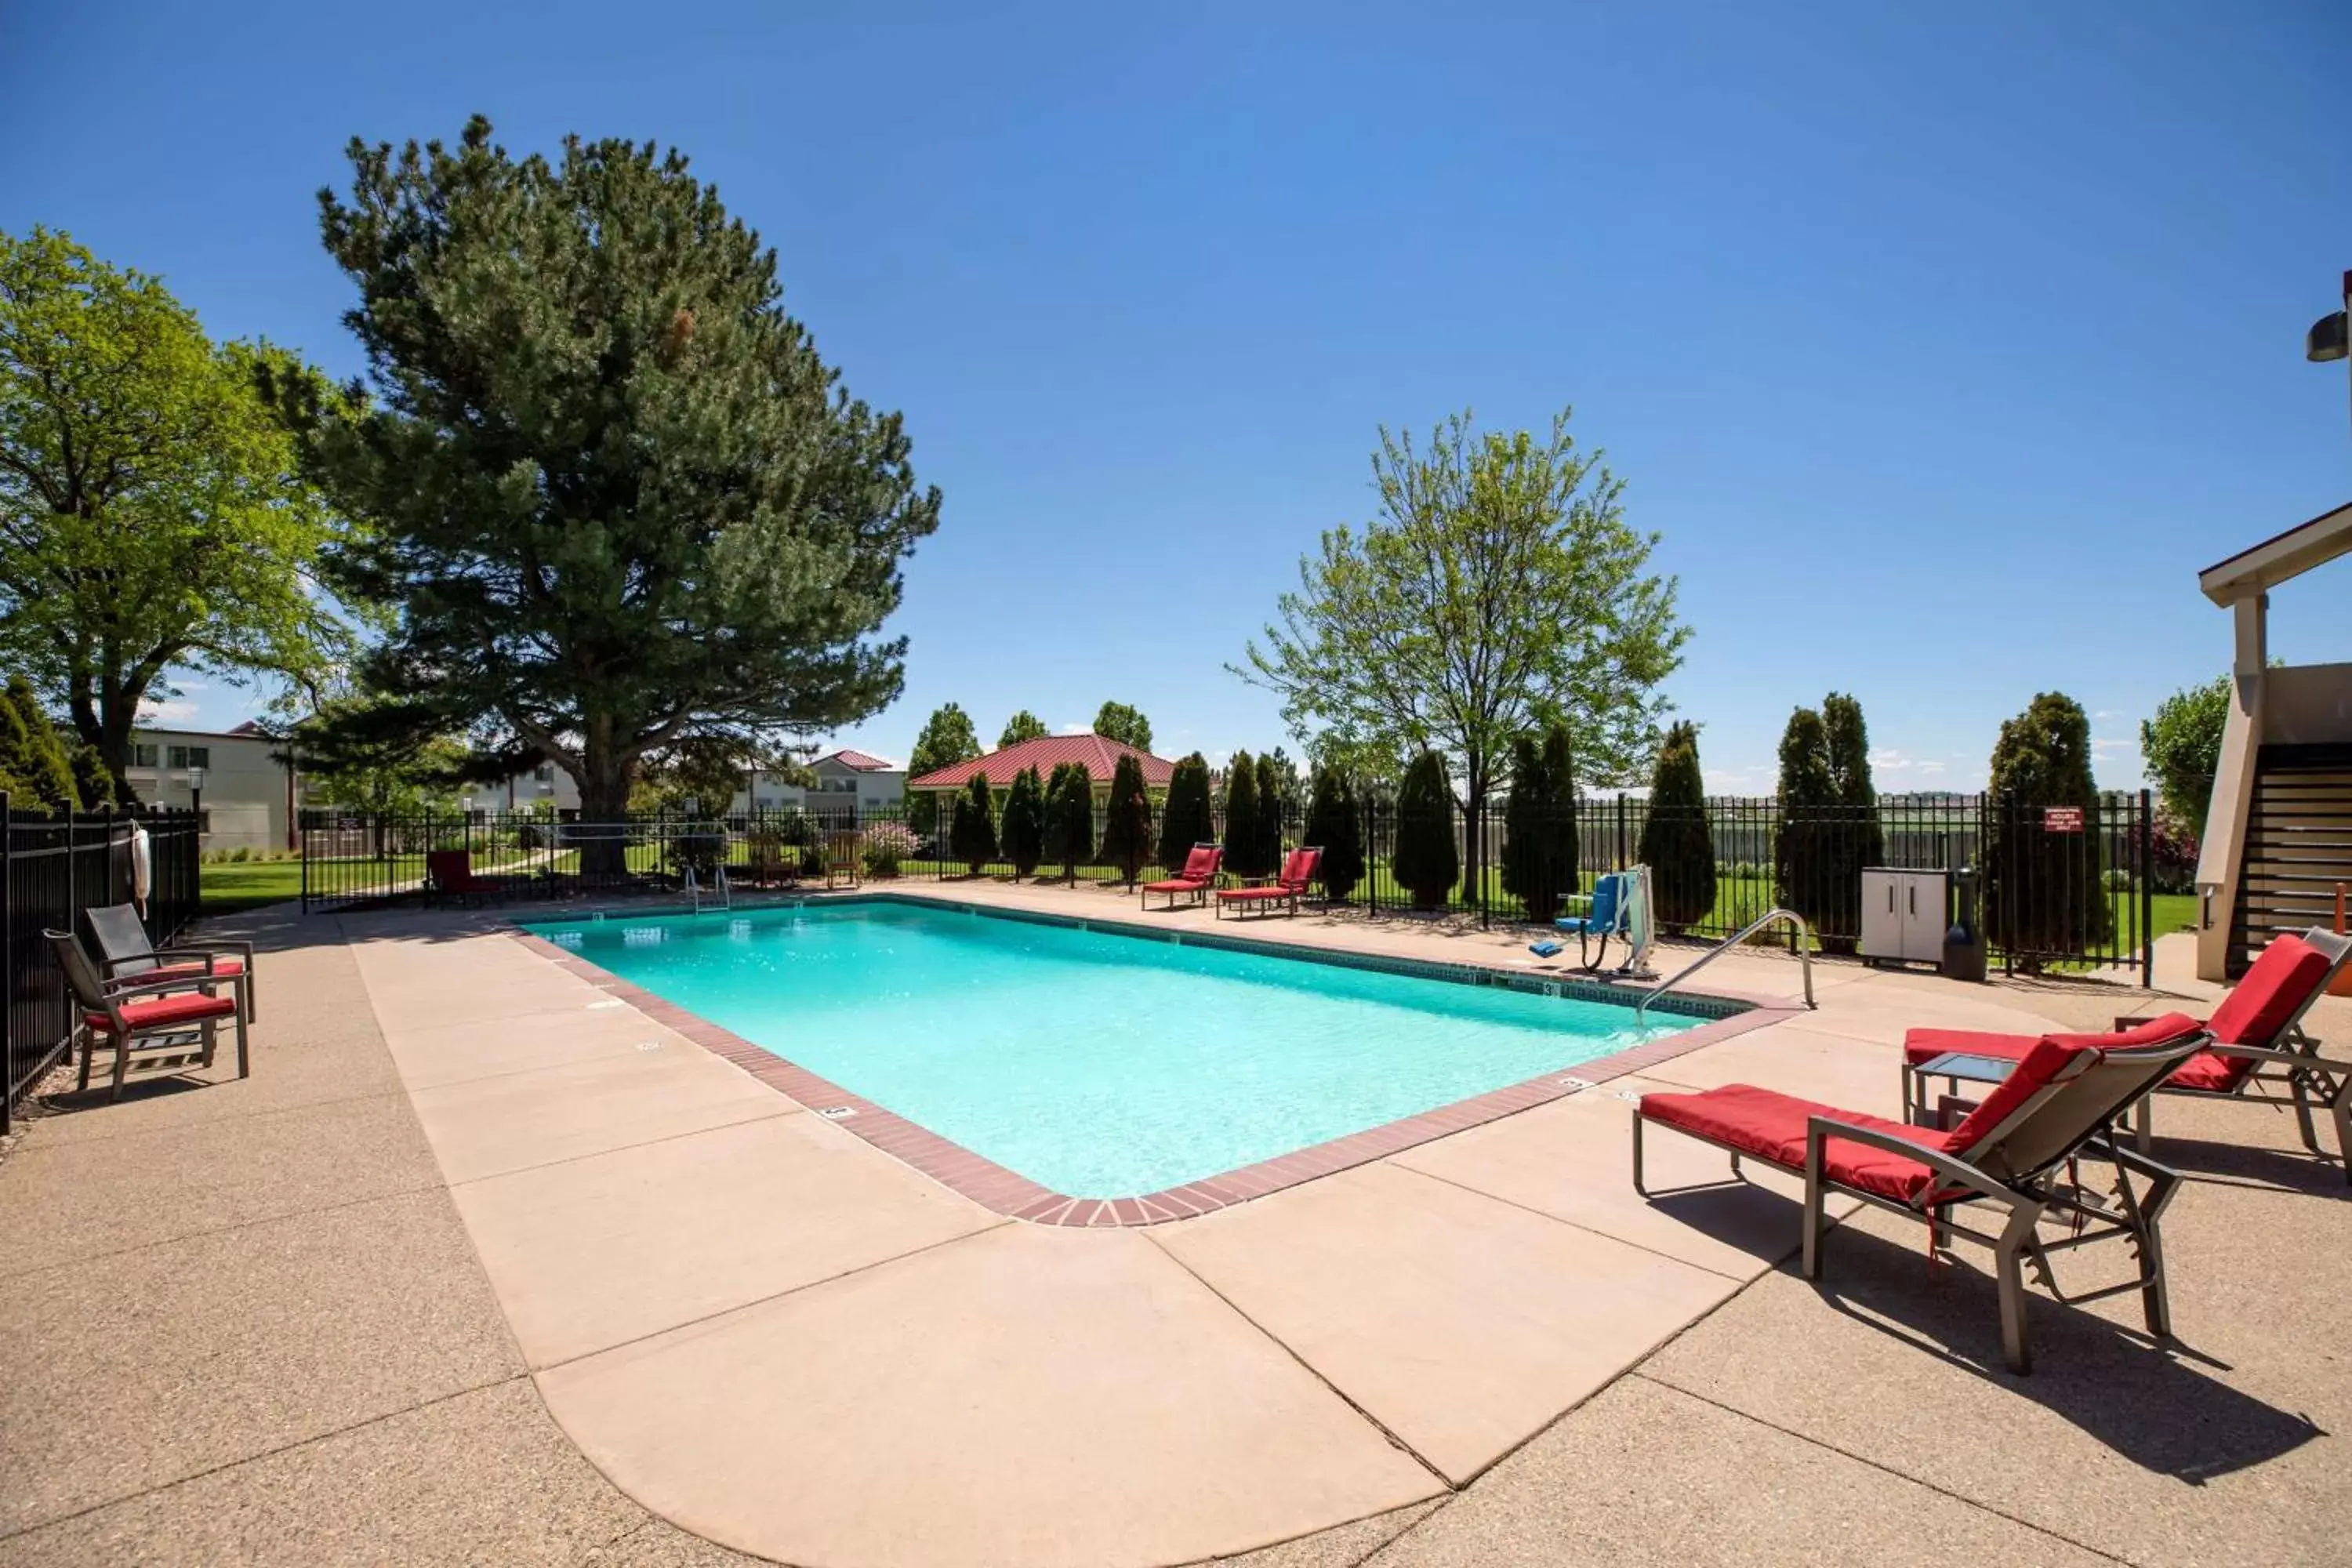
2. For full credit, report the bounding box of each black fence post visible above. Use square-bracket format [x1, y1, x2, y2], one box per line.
[2, 789, 11, 1138]
[2139, 788, 2155, 989]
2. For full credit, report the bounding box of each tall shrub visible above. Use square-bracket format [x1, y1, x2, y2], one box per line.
[1823, 691, 1885, 894]
[1000, 765, 1047, 877]
[1637, 721, 1715, 932]
[1984, 691, 2111, 963]
[1253, 750, 1288, 873]
[1302, 765, 1366, 903]
[1221, 750, 1265, 877]
[949, 771, 996, 875]
[1501, 725, 1577, 920]
[0, 679, 82, 817]
[1099, 753, 1154, 887]
[1044, 762, 1094, 881]
[1156, 753, 1214, 870]
[1392, 750, 1460, 909]
[1773, 707, 1841, 939]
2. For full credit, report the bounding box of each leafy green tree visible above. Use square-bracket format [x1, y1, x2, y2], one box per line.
[1773, 707, 1839, 938]
[1984, 691, 2111, 963]
[1236, 408, 1686, 915]
[1098, 753, 1154, 886]
[1254, 750, 1289, 873]
[1093, 701, 1152, 753]
[1392, 750, 1460, 909]
[999, 764, 1047, 877]
[1044, 761, 1094, 881]
[1636, 721, 1715, 932]
[0, 677, 82, 816]
[906, 702, 980, 835]
[1301, 764, 1366, 903]
[1156, 752, 1214, 869]
[1221, 749, 1265, 877]
[0, 227, 354, 797]
[282, 118, 939, 874]
[2141, 674, 2229, 832]
[1501, 724, 1577, 920]
[949, 771, 997, 875]
[998, 710, 1048, 749]
[274, 695, 470, 818]
[66, 736, 115, 810]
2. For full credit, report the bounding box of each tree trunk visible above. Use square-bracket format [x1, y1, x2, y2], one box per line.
[576, 726, 636, 877]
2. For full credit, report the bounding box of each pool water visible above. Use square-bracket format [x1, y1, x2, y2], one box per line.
[528, 900, 1699, 1197]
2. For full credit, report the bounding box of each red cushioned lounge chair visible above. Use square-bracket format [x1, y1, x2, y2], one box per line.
[48, 928, 249, 1100]
[424, 848, 506, 906]
[1635, 1014, 2207, 1373]
[1141, 844, 1222, 910]
[85, 902, 255, 1022]
[1903, 928, 2352, 1178]
[1214, 847, 1321, 920]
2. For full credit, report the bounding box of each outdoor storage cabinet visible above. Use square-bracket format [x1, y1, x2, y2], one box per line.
[1860, 869, 1947, 967]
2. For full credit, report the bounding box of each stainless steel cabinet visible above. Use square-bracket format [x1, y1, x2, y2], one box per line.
[1860, 869, 1947, 967]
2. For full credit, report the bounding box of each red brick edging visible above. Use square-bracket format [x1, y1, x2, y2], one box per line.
[506, 906, 1797, 1227]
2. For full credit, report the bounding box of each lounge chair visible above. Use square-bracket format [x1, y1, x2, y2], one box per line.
[1634, 1013, 2207, 1372]
[423, 849, 505, 906]
[1902, 927, 2352, 1177]
[1555, 872, 1627, 969]
[1142, 844, 1223, 909]
[84, 902, 256, 1021]
[48, 928, 249, 1100]
[1215, 848, 1322, 920]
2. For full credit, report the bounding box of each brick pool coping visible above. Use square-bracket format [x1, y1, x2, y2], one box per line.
[504, 895, 1806, 1227]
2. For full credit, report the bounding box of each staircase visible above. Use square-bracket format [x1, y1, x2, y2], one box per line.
[2230, 743, 2352, 976]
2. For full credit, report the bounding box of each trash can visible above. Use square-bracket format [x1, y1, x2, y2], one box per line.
[1941, 866, 1987, 984]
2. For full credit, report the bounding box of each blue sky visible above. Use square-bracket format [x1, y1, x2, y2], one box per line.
[5, 2, 2347, 790]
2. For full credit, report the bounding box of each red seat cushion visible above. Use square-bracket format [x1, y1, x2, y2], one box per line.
[2194, 934, 2334, 1091]
[1216, 885, 1294, 902]
[2166, 1049, 2249, 1094]
[1639, 1084, 1960, 1202]
[1143, 877, 1210, 893]
[145, 957, 246, 979]
[1175, 846, 1220, 881]
[86, 991, 239, 1034]
[1905, 1011, 2210, 1094]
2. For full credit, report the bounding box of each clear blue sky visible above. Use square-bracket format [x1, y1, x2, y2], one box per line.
[6, 2, 2348, 790]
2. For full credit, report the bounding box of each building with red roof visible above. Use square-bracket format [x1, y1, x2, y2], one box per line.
[906, 733, 1174, 797]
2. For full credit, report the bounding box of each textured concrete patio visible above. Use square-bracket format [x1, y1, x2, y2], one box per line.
[0, 884, 2343, 1566]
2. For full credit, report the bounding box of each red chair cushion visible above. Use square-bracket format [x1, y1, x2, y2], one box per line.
[1278, 848, 1320, 889]
[1143, 877, 1210, 893]
[1216, 885, 1295, 902]
[86, 991, 238, 1034]
[1905, 1012, 2209, 1092]
[2166, 1049, 2250, 1094]
[1178, 846, 1220, 881]
[1639, 1084, 1960, 1202]
[2206, 933, 2332, 1050]
[146, 957, 246, 979]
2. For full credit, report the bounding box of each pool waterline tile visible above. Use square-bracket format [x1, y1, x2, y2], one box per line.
[506, 898, 1791, 1226]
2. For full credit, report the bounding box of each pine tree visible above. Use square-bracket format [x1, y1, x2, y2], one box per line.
[1984, 691, 2111, 964]
[0, 678, 82, 817]
[1000, 765, 1047, 877]
[1820, 692, 1884, 941]
[1636, 721, 1715, 932]
[949, 771, 997, 875]
[1392, 750, 1460, 909]
[1253, 750, 1288, 873]
[1156, 752, 1214, 871]
[1302, 765, 1367, 903]
[1221, 750, 1264, 877]
[1044, 762, 1094, 882]
[1501, 724, 1577, 921]
[1098, 753, 1154, 886]
[1773, 707, 1841, 939]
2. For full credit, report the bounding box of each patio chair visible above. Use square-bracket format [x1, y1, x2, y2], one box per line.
[1902, 927, 2352, 1177]
[84, 902, 256, 1022]
[1214, 848, 1322, 920]
[1142, 844, 1223, 910]
[1555, 873, 1627, 969]
[48, 928, 249, 1100]
[824, 831, 862, 890]
[423, 849, 504, 906]
[1633, 1013, 2207, 1373]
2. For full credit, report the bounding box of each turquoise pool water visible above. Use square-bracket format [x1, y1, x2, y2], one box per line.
[528, 900, 1700, 1197]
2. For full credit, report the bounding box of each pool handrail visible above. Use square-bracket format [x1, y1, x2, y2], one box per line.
[1635, 908, 1815, 1022]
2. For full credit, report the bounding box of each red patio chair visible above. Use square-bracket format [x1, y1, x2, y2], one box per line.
[48, 928, 249, 1100]
[424, 849, 505, 906]
[1141, 844, 1222, 909]
[1214, 847, 1322, 920]
[1901, 928, 2352, 1176]
[84, 902, 255, 1022]
[1634, 1013, 2207, 1372]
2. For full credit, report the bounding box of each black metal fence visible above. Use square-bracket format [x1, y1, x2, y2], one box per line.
[3, 797, 201, 1130]
[301, 789, 2157, 978]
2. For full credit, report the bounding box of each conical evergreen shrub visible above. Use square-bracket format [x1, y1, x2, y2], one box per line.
[1637, 721, 1715, 933]
[949, 770, 997, 875]
[1156, 753, 1214, 871]
[1392, 750, 1460, 909]
[1044, 762, 1094, 881]
[1000, 765, 1047, 877]
[1818, 692, 1884, 942]
[1099, 753, 1155, 887]
[0, 679, 81, 817]
[1501, 725, 1577, 921]
[1302, 765, 1366, 904]
[1221, 750, 1265, 877]
[1773, 707, 1840, 938]
[1983, 691, 2111, 964]
[1253, 751, 1287, 873]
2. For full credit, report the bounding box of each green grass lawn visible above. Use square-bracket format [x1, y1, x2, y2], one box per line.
[200, 858, 306, 915]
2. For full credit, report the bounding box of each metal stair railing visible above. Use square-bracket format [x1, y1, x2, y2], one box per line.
[1635, 908, 1816, 1022]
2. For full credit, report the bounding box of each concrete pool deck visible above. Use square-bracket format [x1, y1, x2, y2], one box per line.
[2, 884, 2345, 1566]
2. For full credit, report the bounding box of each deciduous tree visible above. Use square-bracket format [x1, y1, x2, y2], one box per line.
[2141, 675, 2229, 833]
[998, 710, 1047, 748]
[906, 702, 979, 835]
[1092, 701, 1152, 753]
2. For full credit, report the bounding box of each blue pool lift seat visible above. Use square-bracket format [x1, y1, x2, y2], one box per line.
[1555, 873, 1628, 971]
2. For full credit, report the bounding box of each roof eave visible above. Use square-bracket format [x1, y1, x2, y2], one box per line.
[2198, 499, 2352, 605]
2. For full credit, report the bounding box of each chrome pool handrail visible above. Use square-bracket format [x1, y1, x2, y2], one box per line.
[1635, 908, 1815, 1022]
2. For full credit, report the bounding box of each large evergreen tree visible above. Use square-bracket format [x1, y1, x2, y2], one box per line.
[1773, 707, 1842, 941]
[1221, 750, 1265, 877]
[1821, 691, 1884, 937]
[1098, 753, 1154, 887]
[1044, 761, 1094, 882]
[906, 702, 979, 836]
[1636, 720, 1715, 933]
[0, 678, 84, 817]
[1501, 724, 1577, 921]
[1392, 750, 1460, 909]
[1253, 750, 1288, 874]
[283, 118, 938, 873]
[1301, 764, 1367, 904]
[1156, 752, 1214, 870]
[949, 771, 996, 875]
[1984, 691, 2111, 964]
[1000, 764, 1047, 877]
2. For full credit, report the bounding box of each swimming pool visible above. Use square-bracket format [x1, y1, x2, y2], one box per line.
[527, 899, 1710, 1198]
